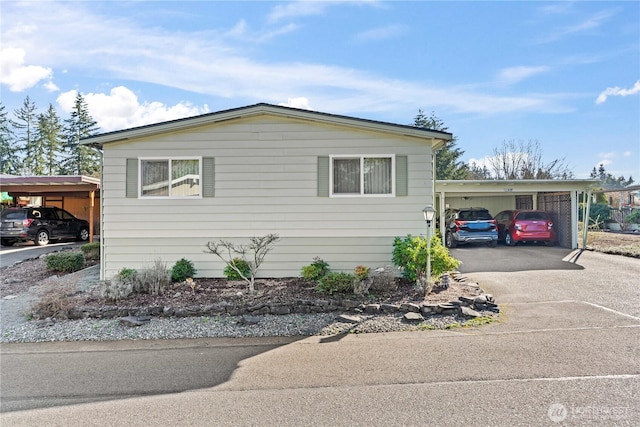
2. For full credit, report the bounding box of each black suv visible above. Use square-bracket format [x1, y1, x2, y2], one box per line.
[0, 207, 90, 246]
[442, 207, 498, 248]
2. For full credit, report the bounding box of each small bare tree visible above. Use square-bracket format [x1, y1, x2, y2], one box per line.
[205, 234, 280, 293]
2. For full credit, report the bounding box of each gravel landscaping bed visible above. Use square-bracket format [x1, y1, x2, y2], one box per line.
[1, 256, 498, 343]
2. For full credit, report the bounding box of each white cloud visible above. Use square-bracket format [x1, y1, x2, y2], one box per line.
[0, 47, 53, 91]
[279, 97, 313, 110]
[496, 66, 550, 85]
[1, 1, 572, 120]
[43, 81, 59, 92]
[535, 10, 614, 44]
[623, 151, 632, 157]
[267, 1, 331, 23]
[596, 80, 640, 104]
[57, 86, 209, 132]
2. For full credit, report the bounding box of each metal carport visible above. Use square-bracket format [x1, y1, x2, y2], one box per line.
[435, 179, 598, 248]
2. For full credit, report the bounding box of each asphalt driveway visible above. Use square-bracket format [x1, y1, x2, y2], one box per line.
[451, 244, 584, 273]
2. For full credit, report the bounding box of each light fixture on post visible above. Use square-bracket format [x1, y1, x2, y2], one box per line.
[422, 205, 436, 287]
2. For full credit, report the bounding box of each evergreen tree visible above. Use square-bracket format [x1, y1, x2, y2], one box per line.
[0, 104, 21, 175]
[60, 93, 100, 176]
[36, 104, 64, 175]
[412, 110, 470, 179]
[12, 96, 38, 174]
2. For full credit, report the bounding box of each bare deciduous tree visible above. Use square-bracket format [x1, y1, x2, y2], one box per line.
[488, 139, 573, 180]
[205, 234, 280, 294]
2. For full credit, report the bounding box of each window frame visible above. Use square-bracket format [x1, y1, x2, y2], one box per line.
[329, 154, 396, 197]
[138, 156, 203, 199]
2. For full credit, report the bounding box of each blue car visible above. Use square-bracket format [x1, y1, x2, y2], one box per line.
[443, 207, 498, 248]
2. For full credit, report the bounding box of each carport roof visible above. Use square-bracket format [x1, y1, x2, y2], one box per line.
[436, 179, 598, 194]
[0, 175, 100, 194]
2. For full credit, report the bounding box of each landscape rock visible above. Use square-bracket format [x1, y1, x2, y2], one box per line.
[337, 314, 362, 324]
[460, 306, 481, 318]
[403, 312, 424, 322]
[119, 316, 151, 327]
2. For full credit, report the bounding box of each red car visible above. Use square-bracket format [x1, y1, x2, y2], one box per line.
[494, 210, 556, 246]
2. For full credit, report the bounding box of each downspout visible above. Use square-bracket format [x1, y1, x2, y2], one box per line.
[90, 145, 105, 281]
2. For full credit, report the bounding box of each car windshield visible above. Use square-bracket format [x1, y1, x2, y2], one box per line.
[516, 212, 547, 221]
[460, 210, 492, 221]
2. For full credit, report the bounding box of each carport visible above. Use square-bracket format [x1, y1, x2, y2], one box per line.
[435, 179, 598, 248]
[0, 175, 100, 242]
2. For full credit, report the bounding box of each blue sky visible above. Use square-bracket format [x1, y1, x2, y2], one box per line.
[1, 0, 639, 179]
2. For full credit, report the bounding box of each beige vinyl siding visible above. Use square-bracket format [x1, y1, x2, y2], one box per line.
[101, 116, 435, 278]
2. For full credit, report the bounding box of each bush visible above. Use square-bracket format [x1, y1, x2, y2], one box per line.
[171, 258, 197, 282]
[135, 259, 171, 295]
[29, 281, 76, 320]
[316, 272, 355, 295]
[80, 242, 100, 261]
[625, 210, 640, 224]
[301, 257, 330, 281]
[223, 258, 251, 280]
[392, 234, 460, 283]
[580, 203, 611, 228]
[45, 252, 85, 273]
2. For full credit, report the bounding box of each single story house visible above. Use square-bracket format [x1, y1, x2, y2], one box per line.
[82, 103, 452, 280]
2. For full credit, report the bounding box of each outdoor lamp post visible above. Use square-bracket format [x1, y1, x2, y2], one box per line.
[422, 206, 436, 285]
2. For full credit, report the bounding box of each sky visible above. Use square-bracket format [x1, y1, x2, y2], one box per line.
[1, 0, 639, 180]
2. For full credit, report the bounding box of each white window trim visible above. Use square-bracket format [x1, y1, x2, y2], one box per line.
[329, 154, 396, 197]
[138, 156, 203, 199]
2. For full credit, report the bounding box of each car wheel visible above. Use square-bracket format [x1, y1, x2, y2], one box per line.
[1, 239, 15, 247]
[505, 233, 515, 246]
[34, 229, 50, 246]
[445, 232, 457, 248]
[488, 240, 497, 248]
[544, 240, 556, 247]
[78, 227, 90, 242]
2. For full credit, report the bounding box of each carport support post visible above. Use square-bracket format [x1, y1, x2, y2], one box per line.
[423, 206, 436, 284]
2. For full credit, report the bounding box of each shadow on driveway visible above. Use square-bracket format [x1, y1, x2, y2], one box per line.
[450, 244, 585, 273]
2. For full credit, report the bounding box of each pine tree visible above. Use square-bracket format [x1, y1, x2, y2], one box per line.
[60, 93, 100, 176]
[0, 104, 21, 175]
[12, 96, 38, 175]
[412, 110, 470, 179]
[36, 104, 64, 175]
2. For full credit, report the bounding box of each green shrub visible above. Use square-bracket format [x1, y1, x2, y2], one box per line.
[118, 267, 137, 282]
[171, 258, 197, 282]
[45, 252, 85, 273]
[392, 234, 460, 283]
[625, 210, 640, 224]
[580, 203, 611, 228]
[316, 272, 355, 295]
[80, 242, 100, 261]
[301, 257, 330, 281]
[223, 257, 251, 280]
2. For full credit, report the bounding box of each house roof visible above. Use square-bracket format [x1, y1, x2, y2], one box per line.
[81, 103, 453, 148]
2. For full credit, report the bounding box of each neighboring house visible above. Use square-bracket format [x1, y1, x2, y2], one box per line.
[82, 103, 451, 280]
